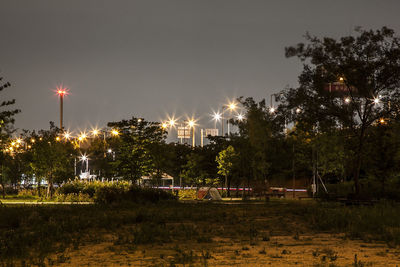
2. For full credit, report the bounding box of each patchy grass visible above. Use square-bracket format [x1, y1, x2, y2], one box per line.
[0, 200, 400, 265]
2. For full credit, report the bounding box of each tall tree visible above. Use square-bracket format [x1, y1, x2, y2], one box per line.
[282, 27, 400, 194]
[235, 97, 284, 185]
[107, 117, 166, 182]
[30, 123, 75, 197]
[216, 145, 239, 196]
[0, 76, 20, 198]
[161, 142, 192, 183]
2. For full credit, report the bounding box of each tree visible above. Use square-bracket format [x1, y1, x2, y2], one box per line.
[235, 97, 285, 185]
[30, 123, 75, 197]
[282, 27, 400, 194]
[216, 145, 239, 196]
[107, 117, 166, 182]
[363, 121, 400, 196]
[87, 136, 114, 179]
[161, 142, 192, 184]
[181, 151, 209, 187]
[0, 76, 20, 197]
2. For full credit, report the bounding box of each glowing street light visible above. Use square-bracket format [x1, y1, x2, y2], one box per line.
[91, 129, 99, 136]
[237, 114, 244, 121]
[56, 86, 68, 130]
[211, 111, 222, 135]
[111, 129, 119, 136]
[161, 122, 168, 129]
[374, 97, 380, 104]
[78, 132, 87, 142]
[270, 93, 279, 115]
[269, 107, 276, 114]
[55, 136, 61, 141]
[295, 108, 302, 114]
[63, 132, 71, 140]
[228, 102, 237, 111]
[224, 101, 238, 135]
[169, 119, 176, 127]
[212, 112, 222, 122]
[79, 154, 89, 173]
[344, 97, 351, 104]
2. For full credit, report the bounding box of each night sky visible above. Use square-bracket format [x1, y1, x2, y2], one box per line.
[1, 0, 400, 134]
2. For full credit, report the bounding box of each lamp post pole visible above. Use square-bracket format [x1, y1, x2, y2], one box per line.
[60, 93, 63, 129]
[221, 107, 225, 136]
[57, 87, 67, 130]
[292, 142, 295, 199]
[187, 120, 195, 147]
[192, 126, 195, 147]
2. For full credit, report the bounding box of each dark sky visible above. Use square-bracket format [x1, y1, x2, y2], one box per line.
[1, 0, 400, 135]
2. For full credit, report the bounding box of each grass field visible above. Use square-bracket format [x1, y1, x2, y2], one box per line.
[1, 199, 400, 266]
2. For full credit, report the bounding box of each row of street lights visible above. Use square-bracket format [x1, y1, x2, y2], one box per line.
[161, 101, 246, 146]
[53, 83, 385, 150]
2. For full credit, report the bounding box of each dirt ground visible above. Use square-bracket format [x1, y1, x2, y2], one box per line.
[54, 233, 400, 266]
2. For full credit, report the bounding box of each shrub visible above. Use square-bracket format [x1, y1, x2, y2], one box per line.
[178, 189, 197, 200]
[58, 181, 83, 195]
[53, 192, 92, 202]
[317, 178, 400, 201]
[54, 180, 176, 204]
[4, 187, 18, 195]
[17, 189, 39, 199]
[95, 185, 176, 204]
[94, 184, 126, 204]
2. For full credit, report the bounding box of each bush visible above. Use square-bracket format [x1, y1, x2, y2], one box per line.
[57, 180, 105, 197]
[4, 187, 18, 195]
[317, 178, 400, 201]
[178, 189, 197, 200]
[94, 184, 126, 204]
[95, 184, 176, 204]
[55, 180, 176, 204]
[17, 189, 39, 199]
[53, 192, 92, 202]
[58, 181, 84, 195]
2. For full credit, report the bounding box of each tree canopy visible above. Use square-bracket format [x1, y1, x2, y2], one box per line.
[281, 27, 400, 194]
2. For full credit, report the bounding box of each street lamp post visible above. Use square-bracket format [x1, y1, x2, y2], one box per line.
[212, 112, 222, 137]
[56, 87, 68, 130]
[79, 154, 89, 176]
[188, 120, 195, 147]
[220, 102, 238, 136]
[227, 103, 237, 135]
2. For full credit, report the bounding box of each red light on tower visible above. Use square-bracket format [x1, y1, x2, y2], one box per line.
[56, 86, 68, 96]
[57, 89, 65, 95]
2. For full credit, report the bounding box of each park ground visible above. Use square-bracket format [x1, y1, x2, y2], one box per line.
[1, 199, 400, 266]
